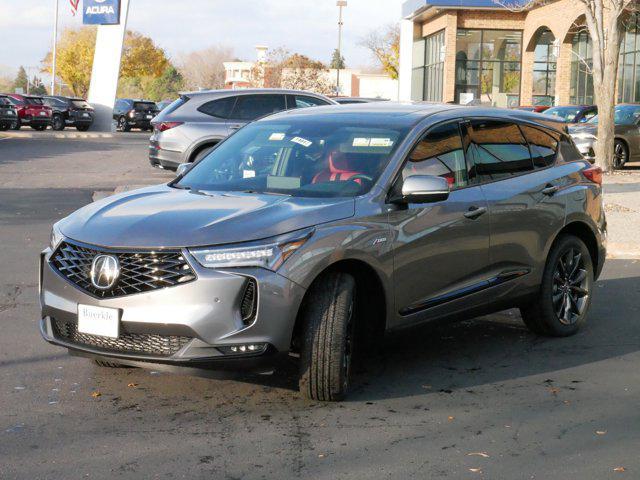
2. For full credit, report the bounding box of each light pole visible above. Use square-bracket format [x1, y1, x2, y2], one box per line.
[51, 0, 59, 95]
[336, 0, 347, 96]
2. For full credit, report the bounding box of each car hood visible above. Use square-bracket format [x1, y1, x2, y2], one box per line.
[59, 184, 355, 248]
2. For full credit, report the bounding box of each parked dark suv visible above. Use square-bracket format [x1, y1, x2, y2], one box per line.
[0, 95, 18, 130]
[40, 103, 606, 401]
[113, 99, 159, 132]
[43, 96, 94, 131]
[4, 94, 52, 130]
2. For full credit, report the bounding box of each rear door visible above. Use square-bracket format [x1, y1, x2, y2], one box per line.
[389, 120, 490, 327]
[465, 119, 566, 298]
[226, 94, 287, 132]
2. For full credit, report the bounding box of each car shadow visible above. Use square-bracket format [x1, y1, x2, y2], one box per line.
[196, 259, 639, 402]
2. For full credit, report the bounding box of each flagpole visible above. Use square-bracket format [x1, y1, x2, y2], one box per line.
[51, 0, 59, 95]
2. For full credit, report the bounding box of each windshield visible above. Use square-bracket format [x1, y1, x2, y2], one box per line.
[71, 100, 91, 109]
[176, 118, 410, 198]
[589, 105, 640, 125]
[545, 106, 583, 122]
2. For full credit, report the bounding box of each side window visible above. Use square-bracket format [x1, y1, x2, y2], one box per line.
[467, 120, 533, 181]
[197, 96, 236, 119]
[520, 125, 559, 168]
[403, 122, 469, 190]
[557, 135, 583, 163]
[293, 95, 329, 109]
[582, 109, 597, 123]
[231, 95, 286, 120]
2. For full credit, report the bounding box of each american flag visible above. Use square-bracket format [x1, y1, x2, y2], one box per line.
[69, 0, 80, 16]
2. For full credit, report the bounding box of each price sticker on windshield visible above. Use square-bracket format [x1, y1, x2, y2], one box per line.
[291, 137, 313, 148]
[269, 132, 286, 141]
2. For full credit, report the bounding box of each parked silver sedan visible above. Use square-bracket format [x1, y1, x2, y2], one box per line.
[149, 89, 336, 170]
[569, 104, 640, 168]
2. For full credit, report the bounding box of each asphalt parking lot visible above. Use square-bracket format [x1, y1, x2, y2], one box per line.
[1, 133, 640, 479]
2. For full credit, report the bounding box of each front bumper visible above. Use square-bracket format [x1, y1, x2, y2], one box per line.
[572, 136, 596, 161]
[39, 245, 306, 369]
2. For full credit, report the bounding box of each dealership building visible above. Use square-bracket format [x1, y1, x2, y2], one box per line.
[398, 0, 640, 107]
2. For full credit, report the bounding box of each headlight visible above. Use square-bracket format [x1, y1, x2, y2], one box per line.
[572, 133, 597, 141]
[189, 229, 313, 270]
[50, 223, 63, 250]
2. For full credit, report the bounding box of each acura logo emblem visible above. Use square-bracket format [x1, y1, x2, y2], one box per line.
[90, 254, 120, 290]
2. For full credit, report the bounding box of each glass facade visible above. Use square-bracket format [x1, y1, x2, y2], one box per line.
[532, 29, 557, 106]
[618, 14, 640, 103]
[455, 29, 522, 107]
[570, 30, 594, 105]
[411, 30, 445, 102]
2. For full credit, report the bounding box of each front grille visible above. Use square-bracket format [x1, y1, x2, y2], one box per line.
[50, 241, 196, 298]
[52, 318, 191, 357]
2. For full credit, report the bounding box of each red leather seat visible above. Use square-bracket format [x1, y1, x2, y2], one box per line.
[312, 152, 363, 184]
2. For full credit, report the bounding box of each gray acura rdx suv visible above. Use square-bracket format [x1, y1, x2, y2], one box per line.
[40, 103, 606, 401]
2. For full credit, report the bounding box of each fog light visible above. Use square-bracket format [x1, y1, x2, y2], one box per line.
[218, 343, 268, 356]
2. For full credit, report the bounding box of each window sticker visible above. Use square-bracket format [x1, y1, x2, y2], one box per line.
[243, 170, 256, 179]
[370, 138, 394, 147]
[353, 137, 370, 147]
[269, 132, 286, 141]
[291, 136, 313, 148]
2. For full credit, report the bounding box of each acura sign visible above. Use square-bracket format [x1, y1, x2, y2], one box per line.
[83, 0, 121, 25]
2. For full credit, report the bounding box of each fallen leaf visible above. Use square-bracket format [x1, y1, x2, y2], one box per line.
[448, 416, 455, 421]
[467, 452, 490, 458]
[469, 468, 482, 473]
[548, 387, 560, 395]
[318, 454, 325, 458]
[91, 391, 101, 398]
[127, 383, 138, 388]
[596, 430, 607, 435]
[613, 467, 626, 472]
[563, 400, 571, 405]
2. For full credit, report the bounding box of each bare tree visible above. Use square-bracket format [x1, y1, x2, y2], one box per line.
[359, 24, 400, 79]
[501, 0, 637, 172]
[178, 46, 234, 91]
[251, 48, 333, 95]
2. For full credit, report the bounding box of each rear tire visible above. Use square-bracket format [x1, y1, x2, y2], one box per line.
[299, 272, 356, 402]
[520, 235, 594, 337]
[191, 144, 216, 163]
[76, 125, 90, 132]
[117, 116, 131, 132]
[0, 124, 8, 131]
[51, 114, 65, 131]
[11, 119, 21, 130]
[613, 140, 628, 169]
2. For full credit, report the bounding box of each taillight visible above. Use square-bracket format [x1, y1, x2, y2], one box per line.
[157, 121, 183, 132]
[583, 166, 603, 185]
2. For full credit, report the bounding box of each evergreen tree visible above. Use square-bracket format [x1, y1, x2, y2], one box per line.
[13, 66, 28, 93]
[330, 49, 346, 70]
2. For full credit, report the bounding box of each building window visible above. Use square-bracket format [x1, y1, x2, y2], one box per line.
[532, 29, 557, 106]
[570, 30, 594, 105]
[455, 29, 522, 107]
[618, 14, 640, 103]
[412, 30, 445, 102]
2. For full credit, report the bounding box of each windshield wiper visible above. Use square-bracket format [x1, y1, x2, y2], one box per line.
[172, 184, 192, 190]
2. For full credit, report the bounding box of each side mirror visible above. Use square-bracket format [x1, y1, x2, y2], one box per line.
[394, 175, 450, 204]
[176, 163, 191, 177]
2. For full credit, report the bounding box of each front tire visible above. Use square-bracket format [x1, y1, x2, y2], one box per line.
[299, 272, 356, 402]
[76, 125, 90, 132]
[11, 119, 21, 130]
[520, 235, 594, 337]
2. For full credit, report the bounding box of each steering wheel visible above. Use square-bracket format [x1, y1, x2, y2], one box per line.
[349, 174, 374, 183]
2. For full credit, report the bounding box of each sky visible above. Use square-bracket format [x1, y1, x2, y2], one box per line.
[0, 0, 405, 77]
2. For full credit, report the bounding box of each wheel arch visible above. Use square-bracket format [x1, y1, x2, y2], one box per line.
[186, 138, 223, 163]
[552, 220, 600, 276]
[289, 258, 387, 353]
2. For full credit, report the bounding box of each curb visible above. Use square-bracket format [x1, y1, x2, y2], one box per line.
[1, 131, 115, 139]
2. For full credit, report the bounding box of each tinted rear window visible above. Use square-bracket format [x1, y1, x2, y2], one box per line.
[133, 102, 157, 111]
[198, 97, 236, 119]
[71, 100, 91, 109]
[231, 94, 286, 120]
[160, 96, 188, 115]
[520, 125, 559, 168]
[26, 97, 44, 105]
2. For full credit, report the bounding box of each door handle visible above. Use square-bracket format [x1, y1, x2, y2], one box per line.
[229, 124, 243, 131]
[542, 184, 560, 196]
[464, 206, 487, 219]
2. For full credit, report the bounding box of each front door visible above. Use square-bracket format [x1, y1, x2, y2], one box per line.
[389, 121, 490, 327]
